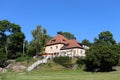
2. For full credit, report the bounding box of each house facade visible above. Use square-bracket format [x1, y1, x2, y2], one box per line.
[45, 32, 86, 58]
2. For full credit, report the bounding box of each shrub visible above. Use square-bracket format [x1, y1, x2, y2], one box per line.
[16, 55, 31, 62]
[37, 61, 66, 71]
[54, 56, 73, 68]
[77, 57, 85, 68]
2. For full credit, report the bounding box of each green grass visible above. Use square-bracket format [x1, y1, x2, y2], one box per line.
[0, 69, 120, 80]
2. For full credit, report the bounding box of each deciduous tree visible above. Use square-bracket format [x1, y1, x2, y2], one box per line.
[85, 31, 119, 72]
[27, 25, 51, 56]
[0, 20, 25, 59]
[82, 39, 92, 46]
[94, 31, 116, 45]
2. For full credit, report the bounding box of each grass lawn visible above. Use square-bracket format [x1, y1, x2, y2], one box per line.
[0, 69, 120, 80]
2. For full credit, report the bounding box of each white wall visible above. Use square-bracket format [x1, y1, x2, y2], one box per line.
[61, 48, 85, 57]
[45, 44, 64, 53]
[45, 44, 86, 57]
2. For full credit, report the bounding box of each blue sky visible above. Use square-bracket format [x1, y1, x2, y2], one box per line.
[0, 0, 120, 42]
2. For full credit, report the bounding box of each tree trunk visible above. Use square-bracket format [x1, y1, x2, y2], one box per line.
[5, 46, 8, 55]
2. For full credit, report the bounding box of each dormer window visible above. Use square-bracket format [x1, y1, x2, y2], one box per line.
[63, 39, 66, 42]
[51, 40, 55, 43]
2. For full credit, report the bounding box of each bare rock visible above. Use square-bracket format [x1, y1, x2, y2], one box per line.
[71, 64, 78, 70]
[0, 67, 3, 71]
[12, 65, 26, 72]
[0, 68, 7, 73]
[2, 68, 7, 73]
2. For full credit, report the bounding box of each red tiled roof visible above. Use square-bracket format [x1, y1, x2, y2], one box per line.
[46, 32, 84, 49]
[61, 39, 83, 50]
[46, 34, 68, 46]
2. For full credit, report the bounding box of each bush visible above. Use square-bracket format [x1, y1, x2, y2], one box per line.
[85, 44, 119, 72]
[77, 57, 85, 68]
[37, 61, 66, 71]
[16, 55, 31, 62]
[7, 52, 23, 59]
[54, 56, 73, 68]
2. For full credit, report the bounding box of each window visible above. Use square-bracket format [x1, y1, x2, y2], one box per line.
[81, 50, 83, 54]
[64, 52, 66, 56]
[73, 51, 76, 56]
[50, 47, 52, 50]
[63, 39, 66, 42]
[51, 40, 55, 43]
[56, 46, 58, 49]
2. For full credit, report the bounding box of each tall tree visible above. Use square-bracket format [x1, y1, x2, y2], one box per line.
[29, 25, 51, 55]
[117, 43, 120, 66]
[0, 20, 25, 59]
[82, 39, 92, 46]
[94, 31, 116, 45]
[0, 48, 7, 67]
[32, 26, 42, 54]
[85, 31, 119, 72]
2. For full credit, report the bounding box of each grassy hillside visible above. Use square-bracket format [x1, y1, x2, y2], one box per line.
[1, 58, 119, 80]
[0, 68, 120, 80]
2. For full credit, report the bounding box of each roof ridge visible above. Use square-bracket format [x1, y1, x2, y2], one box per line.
[61, 39, 83, 50]
[46, 33, 68, 46]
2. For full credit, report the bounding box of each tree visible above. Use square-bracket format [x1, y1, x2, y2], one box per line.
[0, 48, 7, 67]
[94, 31, 116, 45]
[82, 39, 92, 46]
[28, 25, 51, 56]
[61, 32, 75, 40]
[116, 43, 120, 66]
[27, 41, 37, 57]
[0, 20, 25, 59]
[84, 31, 119, 72]
[23, 40, 29, 55]
[85, 44, 119, 71]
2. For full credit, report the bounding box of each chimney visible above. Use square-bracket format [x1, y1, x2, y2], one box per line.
[72, 37, 76, 40]
[57, 31, 62, 35]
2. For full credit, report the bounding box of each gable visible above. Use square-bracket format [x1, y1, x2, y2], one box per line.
[61, 39, 84, 50]
[46, 33, 68, 46]
[46, 32, 84, 50]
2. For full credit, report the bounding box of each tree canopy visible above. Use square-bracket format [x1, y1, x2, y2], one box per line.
[27, 25, 51, 56]
[0, 20, 120, 71]
[82, 39, 92, 46]
[61, 32, 75, 40]
[0, 20, 25, 59]
[94, 31, 116, 45]
[85, 31, 120, 72]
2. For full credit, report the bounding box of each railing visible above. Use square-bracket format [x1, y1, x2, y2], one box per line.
[26, 56, 49, 72]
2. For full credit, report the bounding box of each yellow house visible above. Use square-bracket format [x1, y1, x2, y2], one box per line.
[45, 32, 86, 58]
